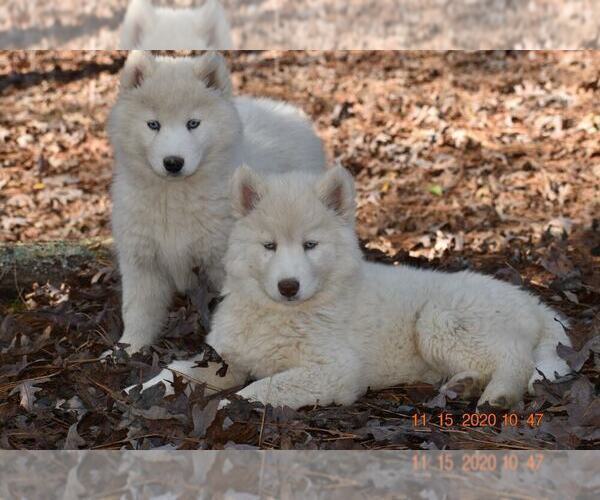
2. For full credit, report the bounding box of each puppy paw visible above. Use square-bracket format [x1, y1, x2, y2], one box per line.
[528, 372, 543, 394]
[477, 388, 518, 409]
[441, 371, 483, 400]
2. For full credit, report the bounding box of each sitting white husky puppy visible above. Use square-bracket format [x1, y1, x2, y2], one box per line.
[108, 51, 325, 353]
[136, 166, 572, 409]
[120, 0, 233, 49]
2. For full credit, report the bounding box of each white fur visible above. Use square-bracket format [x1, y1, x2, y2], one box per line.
[108, 51, 325, 353]
[120, 0, 233, 49]
[152, 166, 572, 409]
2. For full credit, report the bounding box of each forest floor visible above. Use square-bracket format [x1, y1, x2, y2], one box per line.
[1, 0, 600, 49]
[0, 51, 598, 449]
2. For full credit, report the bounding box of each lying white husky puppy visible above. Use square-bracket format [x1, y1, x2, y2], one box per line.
[136, 166, 572, 409]
[108, 51, 325, 353]
[120, 0, 233, 49]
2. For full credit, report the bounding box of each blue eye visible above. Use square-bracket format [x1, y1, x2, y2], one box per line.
[263, 242, 277, 251]
[303, 241, 318, 250]
[147, 120, 161, 131]
[187, 119, 201, 130]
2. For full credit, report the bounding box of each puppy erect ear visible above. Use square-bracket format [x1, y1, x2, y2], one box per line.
[231, 165, 266, 218]
[193, 51, 233, 96]
[196, 0, 233, 49]
[316, 166, 356, 222]
[120, 50, 156, 90]
[120, 0, 156, 49]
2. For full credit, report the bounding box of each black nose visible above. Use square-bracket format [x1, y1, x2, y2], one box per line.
[278, 279, 300, 298]
[163, 156, 184, 174]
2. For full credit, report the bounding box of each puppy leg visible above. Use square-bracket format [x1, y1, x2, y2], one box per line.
[231, 364, 365, 410]
[416, 302, 533, 405]
[440, 370, 485, 399]
[119, 262, 174, 353]
[416, 303, 493, 393]
[478, 358, 532, 409]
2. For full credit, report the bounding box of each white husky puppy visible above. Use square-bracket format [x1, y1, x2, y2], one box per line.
[108, 51, 325, 353]
[137, 166, 572, 409]
[120, 0, 233, 49]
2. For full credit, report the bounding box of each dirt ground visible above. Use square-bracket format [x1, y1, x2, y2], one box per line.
[0, 51, 599, 450]
[1, 0, 600, 49]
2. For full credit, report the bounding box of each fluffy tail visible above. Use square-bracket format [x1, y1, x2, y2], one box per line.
[528, 312, 572, 393]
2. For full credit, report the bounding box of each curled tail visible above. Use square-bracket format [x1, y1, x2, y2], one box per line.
[528, 312, 572, 393]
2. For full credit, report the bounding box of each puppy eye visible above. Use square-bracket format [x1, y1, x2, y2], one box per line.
[263, 242, 277, 251]
[303, 240, 319, 250]
[147, 120, 161, 131]
[186, 119, 201, 130]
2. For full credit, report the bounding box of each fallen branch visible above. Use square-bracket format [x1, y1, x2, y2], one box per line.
[0, 238, 113, 298]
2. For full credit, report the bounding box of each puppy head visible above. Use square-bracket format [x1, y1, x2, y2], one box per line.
[226, 166, 361, 306]
[108, 51, 241, 180]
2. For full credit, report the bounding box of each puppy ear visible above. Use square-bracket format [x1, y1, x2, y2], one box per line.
[196, 0, 233, 49]
[194, 51, 232, 96]
[120, 50, 156, 90]
[316, 166, 356, 222]
[231, 165, 266, 218]
[120, 0, 156, 49]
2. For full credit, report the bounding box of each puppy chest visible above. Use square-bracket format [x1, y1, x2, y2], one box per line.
[157, 214, 229, 282]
